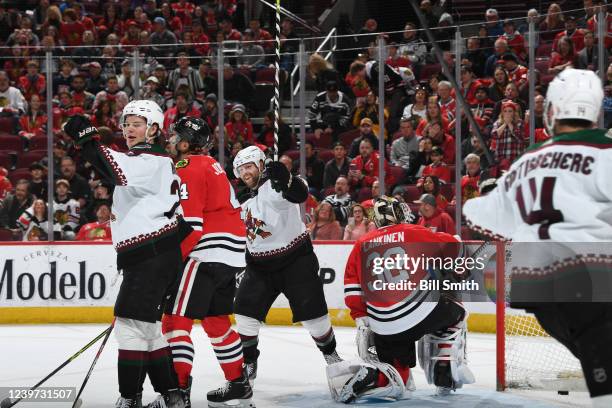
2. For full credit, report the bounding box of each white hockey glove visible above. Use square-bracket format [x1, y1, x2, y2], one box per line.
[355, 317, 376, 361]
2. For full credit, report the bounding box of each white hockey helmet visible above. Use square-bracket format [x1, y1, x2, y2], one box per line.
[120, 99, 165, 136]
[544, 68, 603, 134]
[233, 145, 266, 178]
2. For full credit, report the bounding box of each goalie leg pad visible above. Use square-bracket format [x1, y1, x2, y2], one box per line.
[327, 360, 405, 403]
[418, 317, 475, 389]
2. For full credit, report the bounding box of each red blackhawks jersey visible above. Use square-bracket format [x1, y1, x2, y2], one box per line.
[177, 155, 246, 267]
[344, 223, 459, 335]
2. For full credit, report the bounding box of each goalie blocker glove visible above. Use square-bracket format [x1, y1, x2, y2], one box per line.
[63, 115, 99, 145]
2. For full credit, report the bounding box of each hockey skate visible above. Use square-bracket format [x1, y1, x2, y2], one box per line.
[338, 366, 379, 403]
[434, 361, 455, 396]
[144, 390, 185, 408]
[179, 376, 192, 408]
[207, 374, 255, 408]
[115, 394, 143, 408]
[324, 350, 343, 365]
[245, 361, 257, 386]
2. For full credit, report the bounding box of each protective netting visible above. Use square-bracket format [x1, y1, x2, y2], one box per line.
[503, 265, 586, 391]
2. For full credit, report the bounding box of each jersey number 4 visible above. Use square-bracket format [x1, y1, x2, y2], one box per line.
[516, 176, 564, 240]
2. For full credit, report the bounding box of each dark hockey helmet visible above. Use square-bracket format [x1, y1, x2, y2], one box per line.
[170, 117, 213, 151]
[372, 196, 414, 228]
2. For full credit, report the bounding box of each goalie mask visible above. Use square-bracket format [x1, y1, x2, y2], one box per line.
[372, 196, 414, 228]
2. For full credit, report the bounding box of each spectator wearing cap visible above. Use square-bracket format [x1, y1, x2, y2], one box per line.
[470, 85, 495, 131]
[53, 178, 80, 240]
[415, 193, 455, 235]
[257, 110, 292, 156]
[18, 94, 47, 142]
[421, 146, 451, 184]
[348, 117, 380, 158]
[391, 116, 420, 169]
[323, 142, 351, 189]
[140, 76, 165, 108]
[308, 80, 352, 141]
[500, 19, 527, 62]
[150, 16, 178, 59]
[484, 38, 509, 77]
[85, 62, 107, 95]
[201, 93, 219, 131]
[501, 53, 528, 89]
[28, 162, 47, 201]
[554, 15, 585, 53]
[168, 52, 204, 97]
[485, 8, 504, 38]
[76, 201, 112, 241]
[93, 75, 129, 122]
[152, 64, 169, 94]
[357, 18, 380, 49]
[120, 20, 142, 53]
[492, 82, 527, 121]
[70, 74, 95, 112]
[222, 64, 255, 110]
[0, 167, 12, 201]
[491, 100, 526, 163]
[348, 138, 395, 192]
[0, 179, 33, 230]
[163, 88, 201, 130]
[224, 104, 254, 145]
[18, 60, 46, 101]
[83, 180, 113, 223]
[238, 29, 266, 69]
[323, 175, 355, 227]
[0, 70, 26, 133]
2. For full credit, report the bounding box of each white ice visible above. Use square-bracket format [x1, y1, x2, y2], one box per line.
[0, 324, 592, 408]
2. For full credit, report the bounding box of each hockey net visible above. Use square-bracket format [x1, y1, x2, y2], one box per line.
[494, 242, 586, 392]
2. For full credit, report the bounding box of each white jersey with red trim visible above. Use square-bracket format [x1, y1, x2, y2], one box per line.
[463, 129, 612, 242]
[240, 179, 309, 259]
[344, 223, 460, 335]
[176, 155, 246, 267]
[97, 143, 181, 252]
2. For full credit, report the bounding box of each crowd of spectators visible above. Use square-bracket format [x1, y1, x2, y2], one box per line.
[0, 0, 611, 242]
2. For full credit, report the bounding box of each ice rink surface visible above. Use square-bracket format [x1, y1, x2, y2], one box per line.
[0, 324, 591, 408]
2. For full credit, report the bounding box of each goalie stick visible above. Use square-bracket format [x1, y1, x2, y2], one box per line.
[0, 325, 112, 408]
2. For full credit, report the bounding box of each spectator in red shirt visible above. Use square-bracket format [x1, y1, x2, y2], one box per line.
[587, 0, 612, 49]
[18, 60, 46, 101]
[60, 8, 84, 47]
[500, 19, 527, 62]
[416, 97, 451, 136]
[386, 42, 411, 68]
[163, 89, 201, 130]
[436, 80, 456, 119]
[424, 121, 455, 165]
[171, 0, 195, 25]
[249, 18, 273, 51]
[0, 167, 12, 201]
[345, 61, 370, 101]
[414, 193, 456, 234]
[421, 146, 451, 184]
[19, 94, 46, 141]
[348, 138, 395, 192]
[501, 53, 528, 89]
[73, 3, 95, 33]
[554, 15, 585, 53]
[549, 35, 577, 74]
[219, 15, 242, 41]
[224, 104, 254, 145]
[459, 153, 483, 204]
[76, 202, 112, 241]
[191, 23, 211, 56]
[120, 21, 141, 53]
[454, 65, 483, 105]
[417, 174, 448, 210]
[100, 3, 125, 38]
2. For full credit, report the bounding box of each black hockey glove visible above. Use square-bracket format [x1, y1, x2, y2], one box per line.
[63, 115, 99, 146]
[266, 161, 292, 192]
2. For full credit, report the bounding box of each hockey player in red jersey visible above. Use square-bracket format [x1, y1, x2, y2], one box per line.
[161, 117, 253, 408]
[329, 196, 474, 403]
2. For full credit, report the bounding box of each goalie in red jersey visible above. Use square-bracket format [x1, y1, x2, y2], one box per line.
[328, 196, 474, 403]
[161, 117, 254, 408]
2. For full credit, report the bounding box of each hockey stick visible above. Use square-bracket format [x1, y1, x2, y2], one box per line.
[0, 325, 112, 408]
[71, 318, 116, 408]
[273, 0, 281, 161]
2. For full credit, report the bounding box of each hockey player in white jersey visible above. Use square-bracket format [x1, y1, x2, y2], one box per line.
[463, 68, 612, 407]
[330, 196, 474, 403]
[64, 101, 189, 408]
[232, 146, 342, 385]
